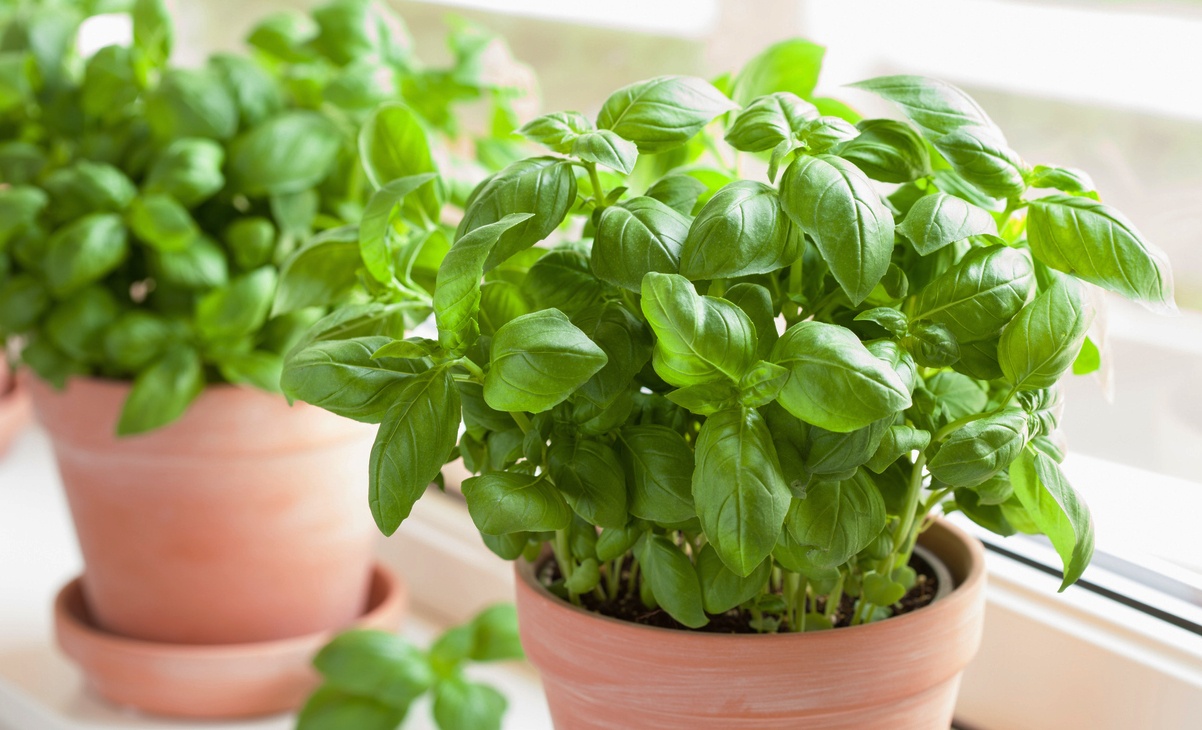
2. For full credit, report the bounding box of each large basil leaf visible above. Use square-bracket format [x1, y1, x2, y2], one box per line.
[597, 75, 736, 154]
[431, 678, 506, 730]
[730, 38, 825, 105]
[311, 629, 434, 708]
[143, 139, 225, 208]
[724, 92, 817, 152]
[784, 472, 886, 568]
[929, 408, 1028, 487]
[679, 181, 799, 280]
[693, 407, 790, 576]
[935, 127, 1027, 200]
[358, 104, 440, 223]
[620, 424, 696, 525]
[229, 111, 342, 197]
[44, 213, 128, 295]
[525, 242, 604, 318]
[572, 302, 652, 409]
[640, 272, 756, 387]
[637, 534, 708, 628]
[592, 196, 690, 292]
[696, 543, 771, 614]
[461, 472, 571, 535]
[145, 68, 238, 141]
[274, 226, 360, 315]
[455, 157, 576, 271]
[548, 438, 628, 529]
[196, 267, 277, 341]
[779, 154, 893, 304]
[1027, 195, 1174, 311]
[999, 278, 1092, 391]
[644, 174, 707, 216]
[127, 194, 198, 253]
[772, 321, 910, 433]
[804, 417, 892, 478]
[836, 119, 930, 184]
[897, 193, 997, 255]
[1009, 447, 1094, 590]
[116, 347, 205, 436]
[911, 245, 1035, 344]
[483, 309, 607, 413]
[434, 213, 534, 354]
[281, 336, 424, 424]
[849, 75, 1000, 142]
[370, 367, 461, 535]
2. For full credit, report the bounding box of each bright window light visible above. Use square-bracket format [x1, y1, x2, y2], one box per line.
[76, 13, 133, 58]
[416, 0, 719, 38]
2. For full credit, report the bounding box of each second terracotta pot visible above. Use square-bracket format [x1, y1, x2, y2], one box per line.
[0, 355, 31, 455]
[29, 377, 379, 645]
[515, 519, 986, 730]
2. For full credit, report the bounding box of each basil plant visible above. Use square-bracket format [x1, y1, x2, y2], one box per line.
[0, 0, 534, 434]
[282, 40, 1174, 632]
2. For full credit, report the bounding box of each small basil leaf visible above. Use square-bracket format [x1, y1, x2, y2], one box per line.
[835, 119, 931, 184]
[696, 543, 772, 614]
[358, 104, 440, 223]
[548, 438, 628, 529]
[679, 180, 799, 281]
[637, 534, 708, 628]
[620, 424, 696, 525]
[312, 630, 434, 709]
[518, 111, 593, 153]
[597, 75, 737, 154]
[999, 278, 1093, 392]
[929, 408, 1028, 488]
[904, 321, 961, 368]
[462, 472, 572, 535]
[281, 337, 424, 424]
[592, 197, 690, 292]
[738, 360, 788, 408]
[644, 174, 707, 216]
[229, 111, 341, 197]
[116, 347, 205, 436]
[431, 678, 506, 730]
[784, 472, 886, 568]
[854, 307, 907, 338]
[274, 226, 360, 315]
[484, 309, 608, 413]
[571, 129, 638, 175]
[1009, 447, 1094, 590]
[897, 192, 997, 255]
[724, 92, 817, 152]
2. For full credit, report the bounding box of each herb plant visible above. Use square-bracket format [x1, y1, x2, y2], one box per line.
[282, 40, 1174, 631]
[298, 604, 522, 730]
[0, 0, 533, 434]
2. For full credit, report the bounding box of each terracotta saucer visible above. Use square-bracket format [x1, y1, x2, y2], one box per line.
[0, 377, 31, 456]
[55, 562, 406, 719]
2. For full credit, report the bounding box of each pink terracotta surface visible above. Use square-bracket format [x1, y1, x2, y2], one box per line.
[55, 563, 406, 719]
[28, 376, 378, 645]
[0, 358, 31, 456]
[515, 519, 986, 730]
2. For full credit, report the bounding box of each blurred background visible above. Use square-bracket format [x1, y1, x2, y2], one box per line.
[85, 0, 1202, 579]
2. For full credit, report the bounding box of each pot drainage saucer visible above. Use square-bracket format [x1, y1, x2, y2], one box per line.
[54, 562, 406, 719]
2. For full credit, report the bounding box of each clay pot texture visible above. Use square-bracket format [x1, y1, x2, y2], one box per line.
[515, 519, 986, 730]
[0, 355, 31, 455]
[29, 376, 378, 645]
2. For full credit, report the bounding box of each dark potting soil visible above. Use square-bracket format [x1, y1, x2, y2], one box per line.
[540, 551, 940, 634]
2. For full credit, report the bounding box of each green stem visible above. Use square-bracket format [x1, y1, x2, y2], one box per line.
[455, 356, 486, 382]
[932, 386, 1019, 442]
[626, 558, 640, 596]
[553, 529, 579, 605]
[708, 279, 727, 298]
[892, 453, 928, 559]
[585, 161, 607, 209]
[824, 572, 845, 621]
[510, 410, 533, 435]
[784, 572, 801, 632]
[607, 554, 625, 599]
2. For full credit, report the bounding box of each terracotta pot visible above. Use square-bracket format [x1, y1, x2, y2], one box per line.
[29, 376, 379, 645]
[515, 519, 986, 730]
[55, 563, 406, 718]
[0, 355, 31, 455]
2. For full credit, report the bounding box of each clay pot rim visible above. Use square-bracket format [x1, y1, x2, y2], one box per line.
[56, 563, 405, 659]
[515, 517, 985, 642]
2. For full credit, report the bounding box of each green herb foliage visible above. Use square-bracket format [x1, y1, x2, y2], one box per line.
[283, 39, 1173, 630]
[298, 604, 522, 730]
[0, 0, 535, 434]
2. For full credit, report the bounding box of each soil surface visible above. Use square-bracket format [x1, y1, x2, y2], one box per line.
[540, 552, 940, 634]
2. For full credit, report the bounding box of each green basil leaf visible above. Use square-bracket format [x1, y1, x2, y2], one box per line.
[693, 406, 790, 576]
[571, 129, 638, 175]
[462, 472, 571, 535]
[1009, 447, 1094, 590]
[804, 418, 892, 478]
[216, 350, 284, 393]
[679, 180, 799, 281]
[904, 321, 961, 368]
[1072, 336, 1102, 376]
[44, 213, 128, 296]
[854, 307, 908, 338]
[484, 309, 608, 413]
[696, 543, 771, 614]
[310, 0, 411, 66]
[724, 282, 778, 359]
[999, 277, 1093, 392]
[738, 360, 788, 408]
[358, 173, 438, 283]
[724, 92, 817, 152]
[434, 213, 534, 354]
[358, 103, 440, 223]
[247, 12, 317, 64]
[549, 438, 628, 528]
[370, 366, 461, 535]
[145, 68, 238, 141]
[151, 236, 228, 290]
[664, 380, 737, 416]
[127, 194, 198, 253]
[1026, 165, 1097, 198]
[431, 678, 505, 730]
[956, 337, 1003, 381]
[196, 267, 276, 341]
[456, 157, 576, 271]
[799, 115, 859, 154]
[43, 162, 135, 221]
[934, 127, 1027, 200]
[929, 408, 1028, 487]
[779, 154, 894, 305]
[731, 38, 825, 105]
[525, 242, 604, 318]
[644, 174, 708, 216]
[229, 111, 342, 197]
[597, 75, 736, 154]
[772, 321, 911, 433]
[518, 111, 593, 153]
[596, 524, 644, 562]
[210, 53, 284, 128]
[143, 138, 225, 208]
[926, 371, 988, 420]
[1027, 195, 1174, 311]
[620, 424, 696, 524]
[132, 0, 173, 65]
[849, 75, 1000, 142]
[44, 287, 118, 364]
[640, 272, 756, 387]
[897, 193, 997, 255]
[281, 336, 423, 423]
[103, 311, 173, 371]
[465, 603, 524, 662]
[296, 686, 407, 730]
[784, 472, 886, 568]
[0, 186, 46, 248]
[911, 244, 1035, 344]
[593, 196, 690, 292]
[835, 119, 931, 184]
[274, 226, 360, 315]
[637, 534, 708, 628]
[0, 274, 48, 334]
[117, 347, 205, 436]
[293, 302, 414, 355]
[865, 425, 930, 474]
[313, 630, 434, 709]
[571, 301, 652, 409]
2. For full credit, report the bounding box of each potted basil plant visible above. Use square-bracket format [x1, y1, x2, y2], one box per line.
[281, 39, 1173, 729]
[0, 0, 534, 717]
